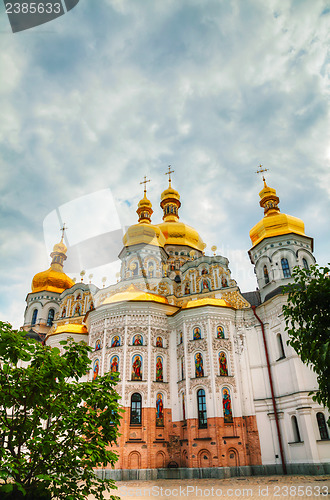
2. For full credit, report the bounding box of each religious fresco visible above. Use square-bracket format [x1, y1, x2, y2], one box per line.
[111, 335, 120, 347]
[133, 334, 143, 346]
[131, 355, 142, 380]
[182, 392, 186, 421]
[110, 355, 119, 374]
[73, 304, 81, 316]
[221, 275, 228, 288]
[222, 387, 233, 423]
[184, 282, 190, 294]
[179, 331, 183, 344]
[201, 278, 210, 291]
[93, 359, 99, 380]
[219, 352, 228, 376]
[195, 352, 204, 378]
[156, 336, 163, 347]
[217, 325, 225, 339]
[95, 339, 101, 351]
[156, 356, 163, 382]
[193, 327, 202, 340]
[156, 393, 164, 427]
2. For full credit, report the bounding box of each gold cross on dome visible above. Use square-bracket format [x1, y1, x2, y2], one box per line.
[256, 164, 269, 181]
[60, 223, 67, 240]
[140, 176, 151, 195]
[165, 165, 174, 183]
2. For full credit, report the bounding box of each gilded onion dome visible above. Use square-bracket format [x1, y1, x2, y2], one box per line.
[122, 179, 166, 248]
[157, 172, 206, 252]
[32, 237, 74, 293]
[249, 179, 306, 248]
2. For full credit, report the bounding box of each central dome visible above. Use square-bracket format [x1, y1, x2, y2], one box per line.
[157, 220, 206, 252]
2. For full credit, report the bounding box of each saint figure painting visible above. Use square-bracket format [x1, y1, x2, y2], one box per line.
[156, 393, 164, 427]
[222, 387, 233, 423]
[132, 355, 142, 380]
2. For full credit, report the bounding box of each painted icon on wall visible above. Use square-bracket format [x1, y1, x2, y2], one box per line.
[93, 359, 99, 380]
[133, 334, 143, 346]
[156, 356, 163, 382]
[195, 353, 204, 378]
[222, 387, 233, 423]
[219, 352, 228, 376]
[131, 355, 142, 380]
[156, 336, 163, 347]
[221, 276, 228, 288]
[193, 327, 201, 340]
[111, 335, 120, 347]
[95, 339, 101, 351]
[156, 393, 164, 427]
[217, 326, 225, 339]
[110, 355, 119, 374]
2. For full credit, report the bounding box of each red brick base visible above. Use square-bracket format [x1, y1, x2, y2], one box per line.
[110, 407, 262, 469]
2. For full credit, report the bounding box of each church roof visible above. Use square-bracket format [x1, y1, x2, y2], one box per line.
[102, 284, 169, 305]
[181, 297, 233, 310]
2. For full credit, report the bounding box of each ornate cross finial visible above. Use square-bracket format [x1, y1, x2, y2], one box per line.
[60, 223, 67, 241]
[165, 165, 174, 184]
[140, 175, 151, 195]
[256, 164, 269, 182]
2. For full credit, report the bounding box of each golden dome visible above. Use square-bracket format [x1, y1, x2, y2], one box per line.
[160, 185, 180, 203]
[181, 297, 233, 309]
[32, 268, 74, 294]
[31, 235, 74, 294]
[123, 222, 166, 248]
[51, 324, 88, 336]
[157, 221, 206, 252]
[249, 180, 305, 248]
[138, 193, 152, 209]
[102, 284, 169, 305]
[53, 239, 67, 253]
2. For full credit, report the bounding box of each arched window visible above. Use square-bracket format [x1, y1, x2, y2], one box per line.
[276, 333, 285, 359]
[291, 415, 301, 442]
[263, 265, 269, 284]
[130, 393, 142, 425]
[316, 412, 329, 440]
[47, 308, 55, 326]
[131, 262, 138, 276]
[281, 258, 291, 278]
[302, 258, 310, 275]
[31, 309, 38, 326]
[197, 389, 207, 428]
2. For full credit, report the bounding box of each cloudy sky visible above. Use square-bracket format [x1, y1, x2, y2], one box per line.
[0, 0, 329, 329]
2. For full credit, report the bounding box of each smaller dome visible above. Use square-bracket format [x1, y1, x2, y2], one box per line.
[138, 194, 152, 209]
[102, 284, 169, 305]
[52, 324, 88, 335]
[161, 185, 180, 203]
[32, 268, 74, 294]
[181, 297, 232, 309]
[53, 239, 67, 253]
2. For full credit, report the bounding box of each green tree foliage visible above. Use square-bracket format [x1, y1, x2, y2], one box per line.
[283, 264, 330, 412]
[0, 321, 122, 500]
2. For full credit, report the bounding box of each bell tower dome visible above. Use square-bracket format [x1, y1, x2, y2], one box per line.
[248, 169, 315, 302]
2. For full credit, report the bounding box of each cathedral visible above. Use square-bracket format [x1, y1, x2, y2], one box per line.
[22, 170, 330, 475]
